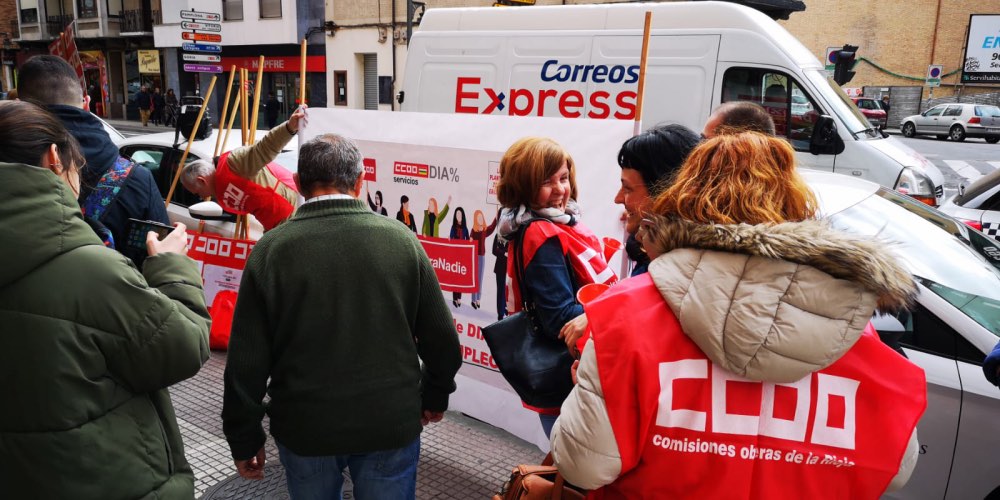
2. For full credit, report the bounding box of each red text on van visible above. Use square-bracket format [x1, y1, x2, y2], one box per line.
[454, 77, 637, 120]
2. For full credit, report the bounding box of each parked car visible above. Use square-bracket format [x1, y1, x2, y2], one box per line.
[804, 170, 1000, 500]
[99, 115, 125, 146]
[939, 167, 1000, 241]
[851, 97, 887, 130]
[900, 103, 1000, 143]
[118, 129, 298, 240]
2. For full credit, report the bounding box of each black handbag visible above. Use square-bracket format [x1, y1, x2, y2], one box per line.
[482, 220, 576, 409]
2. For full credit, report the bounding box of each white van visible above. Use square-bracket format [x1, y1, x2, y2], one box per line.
[400, 1, 945, 206]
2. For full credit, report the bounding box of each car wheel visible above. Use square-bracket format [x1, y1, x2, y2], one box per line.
[902, 122, 916, 137]
[936, 135, 948, 140]
[987, 136, 1000, 144]
[950, 125, 967, 142]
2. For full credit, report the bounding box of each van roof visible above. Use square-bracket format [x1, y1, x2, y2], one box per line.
[417, 1, 819, 69]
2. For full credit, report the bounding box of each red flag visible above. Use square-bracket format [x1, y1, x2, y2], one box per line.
[46, 21, 86, 93]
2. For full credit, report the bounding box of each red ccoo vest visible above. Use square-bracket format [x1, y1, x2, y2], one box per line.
[507, 219, 617, 316]
[583, 275, 926, 500]
[214, 151, 298, 231]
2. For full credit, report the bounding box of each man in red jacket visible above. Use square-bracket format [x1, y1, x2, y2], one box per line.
[181, 107, 305, 231]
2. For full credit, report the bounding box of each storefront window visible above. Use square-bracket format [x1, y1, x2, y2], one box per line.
[260, 0, 281, 19]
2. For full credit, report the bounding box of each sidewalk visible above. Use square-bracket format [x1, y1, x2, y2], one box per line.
[172, 352, 544, 499]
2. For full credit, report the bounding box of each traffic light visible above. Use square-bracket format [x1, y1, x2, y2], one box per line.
[833, 44, 858, 86]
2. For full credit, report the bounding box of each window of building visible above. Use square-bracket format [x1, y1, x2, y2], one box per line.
[21, 0, 39, 23]
[78, 0, 98, 18]
[721, 67, 821, 151]
[259, 0, 281, 19]
[363, 54, 378, 110]
[223, 0, 243, 21]
[334, 71, 347, 106]
[106, 0, 122, 17]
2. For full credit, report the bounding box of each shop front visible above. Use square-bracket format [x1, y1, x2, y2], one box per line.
[216, 48, 326, 129]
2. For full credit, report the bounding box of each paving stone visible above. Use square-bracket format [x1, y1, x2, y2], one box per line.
[171, 352, 544, 499]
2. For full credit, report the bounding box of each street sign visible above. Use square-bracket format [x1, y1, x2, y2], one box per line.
[825, 46, 840, 76]
[182, 42, 222, 53]
[180, 10, 221, 22]
[183, 53, 222, 63]
[184, 63, 223, 73]
[181, 21, 222, 32]
[926, 64, 943, 88]
[182, 32, 222, 43]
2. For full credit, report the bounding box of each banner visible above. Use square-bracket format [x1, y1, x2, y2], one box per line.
[963, 15, 1000, 83]
[300, 109, 633, 449]
[185, 231, 256, 304]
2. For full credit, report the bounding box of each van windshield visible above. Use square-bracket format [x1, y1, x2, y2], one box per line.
[805, 70, 874, 137]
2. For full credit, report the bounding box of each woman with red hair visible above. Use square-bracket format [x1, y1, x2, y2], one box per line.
[551, 132, 925, 498]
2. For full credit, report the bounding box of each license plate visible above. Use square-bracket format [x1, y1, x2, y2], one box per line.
[988, 128, 1000, 133]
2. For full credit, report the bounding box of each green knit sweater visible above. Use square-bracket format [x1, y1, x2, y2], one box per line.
[222, 198, 462, 459]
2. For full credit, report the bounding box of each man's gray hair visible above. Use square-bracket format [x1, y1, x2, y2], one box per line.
[297, 134, 363, 193]
[182, 159, 216, 185]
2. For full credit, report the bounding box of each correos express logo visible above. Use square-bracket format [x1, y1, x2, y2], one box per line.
[454, 59, 639, 119]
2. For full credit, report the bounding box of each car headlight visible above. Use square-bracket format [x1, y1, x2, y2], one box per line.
[895, 167, 937, 207]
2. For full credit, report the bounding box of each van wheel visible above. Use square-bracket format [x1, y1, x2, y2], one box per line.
[987, 136, 1000, 144]
[902, 122, 916, 137]
[950, 125, 967, 142]
[936, 135, 948, 140]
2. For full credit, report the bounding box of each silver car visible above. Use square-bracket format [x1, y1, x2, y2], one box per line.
[806, 170, 1000, 499]
[900, 103, 1000, 143]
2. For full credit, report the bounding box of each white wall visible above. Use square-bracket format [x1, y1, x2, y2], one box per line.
[155, 0, 298, 47]
[326, 28, 408, 111]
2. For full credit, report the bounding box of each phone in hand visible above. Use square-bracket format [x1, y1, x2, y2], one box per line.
[126, 218, 175, 252]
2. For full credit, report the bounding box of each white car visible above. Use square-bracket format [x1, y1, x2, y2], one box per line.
[806, 170, 1000, 499]
[118, 129, 298, 240]
[939, 168, 1000, 241]
[99, 116, 125, 146]
[900, 103, 1000, 143]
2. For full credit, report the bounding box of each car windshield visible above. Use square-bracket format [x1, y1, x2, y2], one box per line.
[811, 71, 877, 136]
[827, 188, 1000, 338]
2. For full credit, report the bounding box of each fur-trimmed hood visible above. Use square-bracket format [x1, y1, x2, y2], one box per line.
[644, 218, 916, 383]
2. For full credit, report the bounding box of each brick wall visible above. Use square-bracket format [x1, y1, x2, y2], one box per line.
[780, 0, 995, 98]
[0, 0, 17, 40]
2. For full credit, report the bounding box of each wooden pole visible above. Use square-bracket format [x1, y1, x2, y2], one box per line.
[214, 65, 238, 158]
[249, 56, 265, 145]
[633, 11, 653, 137]
[165, 75, 218, 206]
[221, 88, 242, 156]
[299, 39, 307, 106]
[240, 68, 249, 146]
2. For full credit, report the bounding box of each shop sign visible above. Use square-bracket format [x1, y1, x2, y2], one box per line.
[138, 50, 160, 74]
[219, 55, 327, 73]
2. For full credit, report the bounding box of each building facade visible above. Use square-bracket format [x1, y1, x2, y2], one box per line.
[153, 0, 326, 129]
[780, 0, 998, 100]
[13, 0, 161, 118]
[0, 0, 19, 94]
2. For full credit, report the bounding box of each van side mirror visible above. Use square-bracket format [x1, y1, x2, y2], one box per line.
[809, 115, 845, 155]
[189, 201, 237, 222]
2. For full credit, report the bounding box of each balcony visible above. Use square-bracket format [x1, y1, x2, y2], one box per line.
[46, 14, 74, 36]
[120, 8, 158, 34]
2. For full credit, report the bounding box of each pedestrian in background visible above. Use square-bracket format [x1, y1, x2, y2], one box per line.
[165, 88, 178, 127]
[152, 87, 165, 126]
[136, 85, 152, 126]
[222, 133, 461, 499]
[551, 131, 924, 498]
[495, 137, 617, 438]
[702, 101, 776, 139]
[0, 99, 211, 499]
[265, 91, 281, 129]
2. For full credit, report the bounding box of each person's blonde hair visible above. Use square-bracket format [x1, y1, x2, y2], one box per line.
[496, 137, 578, 209]
[651, 132, 817, 225]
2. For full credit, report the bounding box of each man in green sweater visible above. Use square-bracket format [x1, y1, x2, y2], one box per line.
[222, 133, 462, 499]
